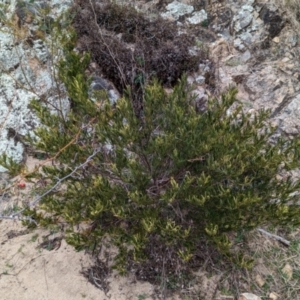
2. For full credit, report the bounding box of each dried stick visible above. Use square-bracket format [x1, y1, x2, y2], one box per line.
[257, 228, 290, 246]
[0, 147, 102, 222]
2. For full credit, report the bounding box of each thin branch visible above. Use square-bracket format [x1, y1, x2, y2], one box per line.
[0, 147, 102, 222]
[257, 228, 291, 246]
[87, 0, 128, 87]
[0, 215, 38, 224]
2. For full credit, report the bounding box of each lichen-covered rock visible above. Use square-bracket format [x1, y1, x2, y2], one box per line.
[89, 76, 120, 105]
[1, 0, 300, 172]
[187, 9, 207, 25]
[161, 1, 194, 20]
[233, 5, 254, 32]
[0, 0, 72, 171]
[158, 0, 300, 139]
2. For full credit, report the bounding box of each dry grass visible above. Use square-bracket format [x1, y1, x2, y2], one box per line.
[209, 227, 300, 300]
[275, 0, 300, 33]
[168, 227, 300, 299]
[249, 227, 300, 299]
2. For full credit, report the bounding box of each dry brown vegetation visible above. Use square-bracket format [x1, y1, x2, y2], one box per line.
[71, 0, 211, 117]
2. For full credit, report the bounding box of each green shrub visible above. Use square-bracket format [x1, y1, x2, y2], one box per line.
[0, 153, 23, 176]
[21, 36, 300, 273]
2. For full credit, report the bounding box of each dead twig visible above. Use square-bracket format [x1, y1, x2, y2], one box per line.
[0, 146, 102, 222]
[257, 228, 290, 246]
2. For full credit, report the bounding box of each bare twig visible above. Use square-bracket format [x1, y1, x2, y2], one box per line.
[257, 228, 291, 246]
[0, 147, 102, 222]
[87, 0, 128, 87]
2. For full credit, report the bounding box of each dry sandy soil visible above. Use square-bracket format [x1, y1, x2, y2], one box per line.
[0, 220, 161, 300]
[0, 158, 166, 300]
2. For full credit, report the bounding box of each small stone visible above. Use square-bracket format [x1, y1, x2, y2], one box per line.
[255, 274, 265, 287]
[286, 63, 295, 69]
[187, 9, 207, 25]
[272, 37, 280, 43]
[90, 76, 110, 90]
[240, 32, 253, 45]
[293, 72, 300, 79]
[281, 57, 290, 63]
[239, 293, 261, 300]
[187, 76, 195, 85]
[108, 89, 120, 105]
[269, 292, 279, 300]
[281, 263, 293, 280]
[195, 75, 205, 85]
[241, 50, 251, 62]
[161, 1, 194, 20]
[234, 5, 254, 31]
[288, 34, 298, 47]
[234, 38, 246, 51]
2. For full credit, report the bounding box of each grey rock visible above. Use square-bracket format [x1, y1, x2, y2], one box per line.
[0, 128, 25, 167]
[14, 65, 36, 86]
[239, 32, 253, 45]
[241, 50, 251, 62]
[108, 90, 120, 105]
[234, 38, 246, 52]
[90, 76, 111, 91]
[192, 87, 208, 113]
[187, 75, 194, 85]
[281, 57, 290, 63]
[288, 34, 298, 47]
[278, 95, 300, 135]
[0, 34, 24, 71]
[187, 10, 207, 25]
[1, 0, 300, 176]
[195, 75, 205, 85]
[239, 293, 261, 300]
[161, 1, 194, 20]
[233, 5, 254, 32]
[0, 73, 16, 100]
[32, 40, 49, 63]
[198, 62, 211, 74]
[0, 0, 72, 169]
[45, 92, 70, 118]
[89, 76, 120, 105]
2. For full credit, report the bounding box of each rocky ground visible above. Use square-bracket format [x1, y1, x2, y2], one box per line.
[1, 0, 300, 167]
[1, 0, 300, 299]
